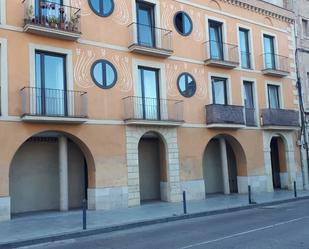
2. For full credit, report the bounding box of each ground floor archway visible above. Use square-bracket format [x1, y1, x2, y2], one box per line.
[203, 135, 247, 195]
[9, 131, 92, 214]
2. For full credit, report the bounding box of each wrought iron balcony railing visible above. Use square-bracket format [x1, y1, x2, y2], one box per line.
[245, 108, 257, 127]
[128, 23, 173, 57]
[261, 108, 299, 127]
[123, 96, 184, 124]
[21, 87, 87, 119]
[22, 0, 81, 39]
[261, 53, 289, 77]
[206, 104, 245, 126]
[204, 41, 239, 68]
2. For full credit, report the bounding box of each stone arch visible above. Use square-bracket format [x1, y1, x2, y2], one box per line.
[203, 134, 248, 195]
[263, 131, 297, 192]
[126, 126, 181, 206]
[208, 0, 222, 11]
[8, 130, 96, 215]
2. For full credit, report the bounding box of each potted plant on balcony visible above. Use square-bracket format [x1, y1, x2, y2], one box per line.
[24, 5, 34, 25]
[69, 13, 80, 32]
[48, 16, 58, 28]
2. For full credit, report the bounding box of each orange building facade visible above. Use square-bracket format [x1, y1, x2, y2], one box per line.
[0, 0, 304, 221]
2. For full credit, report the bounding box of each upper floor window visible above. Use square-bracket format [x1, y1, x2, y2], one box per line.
[91, 59, 117, 89]
[212, 77, 227, 105]
[174, 11, 193, 36]
[268, 84, 280, 109]
[239, 28, 251, 69]
[88, 0, 114, 17]
[209, 20, 223, 60]
[302, 19, 309, 37]
[136, 1, 156, 47]
[263, 34, 276, 70]
[243, 81, 254, 109]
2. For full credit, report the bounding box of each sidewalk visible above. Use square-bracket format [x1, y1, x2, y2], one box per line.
[1, 190, 309, 248]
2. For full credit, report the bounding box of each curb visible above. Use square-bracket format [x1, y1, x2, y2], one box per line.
[1, 196, 309, 249]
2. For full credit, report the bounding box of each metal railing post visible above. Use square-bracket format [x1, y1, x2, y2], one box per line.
[294, 181, 297, 198]
[248, 185, 252, 204]
[183, 191, 187, 214]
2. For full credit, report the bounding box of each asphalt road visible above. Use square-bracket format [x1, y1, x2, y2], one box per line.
[21, 199, 309, 249]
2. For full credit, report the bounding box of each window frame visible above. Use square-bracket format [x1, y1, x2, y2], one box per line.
[88, 0, 115, 17]
[267, 84, 281, 109]
[177, 72, 197, 98]
[239, 28, 252, 69]
[211, 76, 228, 105]
[173, 11, 193, 37]
[90, 59, 118, 89]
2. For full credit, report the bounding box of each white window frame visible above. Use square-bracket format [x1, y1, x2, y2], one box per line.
[208, 72, 232, 105]
[0, 38, 8, 117]
[237, 24, 255, 70]
[29, 43, 74, 115]
[241, 77, 259, 127]
[261, 30, 279, 69]
[0, 0, 6, 25]
[265, 80, 284, 109]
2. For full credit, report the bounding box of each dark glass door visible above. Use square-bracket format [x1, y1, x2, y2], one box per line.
[209, 20, 223, 60]
[138, 67, 160, 120]
[212, 77, 227, 105]
[136, 1, 156, 47]
[35, 51, 67, 116]
[35, 0, 63, 18]
[263, 35, 276, 69]
[239, 28, 251, 69]
[243, 81, 255, 126]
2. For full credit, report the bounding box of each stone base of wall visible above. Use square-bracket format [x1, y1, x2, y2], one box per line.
[0, 196, 10, 222]
[238, 176, 269, 194]
[88, 187, 128, 210]
[296, 171, 304, 190]
[280, 172, 289, 189]
[180, 180, 205, 200]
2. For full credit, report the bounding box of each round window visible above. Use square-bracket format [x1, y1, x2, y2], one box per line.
[91, 60, 117, 89]
[88, 0, 114, 17]
[177, 73, 196, 98]
[174, 11, 193, 36]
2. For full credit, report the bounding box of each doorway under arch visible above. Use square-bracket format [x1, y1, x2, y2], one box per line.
[138, 131, 167, 202]
[203, 135, 247, 195]
[9, 131, 93, 215]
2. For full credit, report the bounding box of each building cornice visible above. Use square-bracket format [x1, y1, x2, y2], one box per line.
[219, 0, 294, 24]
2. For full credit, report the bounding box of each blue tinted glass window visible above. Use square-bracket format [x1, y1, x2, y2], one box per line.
[174, 12, 192, 36]
[91, 60, 117, 89]
[89, 0, 114, 17]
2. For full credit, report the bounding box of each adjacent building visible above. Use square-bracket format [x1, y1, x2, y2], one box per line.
[0, 0, 303, 221]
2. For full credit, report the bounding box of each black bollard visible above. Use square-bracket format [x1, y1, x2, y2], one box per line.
[82, 199, 87, 230]
[294, 181, 297, 198]
[183, 191, 187, 214]
[248, 185, 252, 204]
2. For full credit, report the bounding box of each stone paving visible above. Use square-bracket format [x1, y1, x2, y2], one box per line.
[0, 190, 309, 245]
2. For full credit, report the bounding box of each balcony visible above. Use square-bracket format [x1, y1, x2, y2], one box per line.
[204, 41, 239, 69]
[128, 23, 173, 58]
[123, 96, 184, 126]
[261, 53, 289, 77]
[245, 108, 258, 127]
[206, 104, 245, 129]
[22, 0, 81, 41]
[20, 87, 88, 123]
[260, 109, 299, 129]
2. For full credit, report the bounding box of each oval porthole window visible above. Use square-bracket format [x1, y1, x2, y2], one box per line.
[88, 0, 114, 17]
[174, 11, 193, 36]
[177, 73, 196, 98]
[91, 60, 117, 89]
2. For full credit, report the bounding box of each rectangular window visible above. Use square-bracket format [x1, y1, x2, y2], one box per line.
[35, 50, 66, 116]
[302, 19, 309, 37]
[136, 1, 156, 47]
[239, 28, 251, 69]
[209, 20, 223, 60]
[138, 66, 160, 120]
[243, 81, 254, 108]
[263, 34, 276, 69]
[212, 77, 227, 105]
[268, 84, 280, 109]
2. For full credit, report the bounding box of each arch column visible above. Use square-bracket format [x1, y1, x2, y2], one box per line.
[59, 136, 69, 211]
[219, 137, 230, 195]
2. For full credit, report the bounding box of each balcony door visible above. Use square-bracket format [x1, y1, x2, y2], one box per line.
[212, 77, 227, 105]
[35, 51, 67, 116]
[209, 20, 223, 60]
[138, 66, 160, 120]
[136, 1, 156, 47]
[263, 35, 276, 69]
[35, 0, 63, 18]
[243, 81, 256, 126]
[239, 28, 251, 69]
[268, 84, 280, 109]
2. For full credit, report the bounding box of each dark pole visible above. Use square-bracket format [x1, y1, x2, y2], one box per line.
[294, 181, 297, 198]
[82, 199, 87, 230]
[248, 185, 252, 204]
[182, 191, 187, 214]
